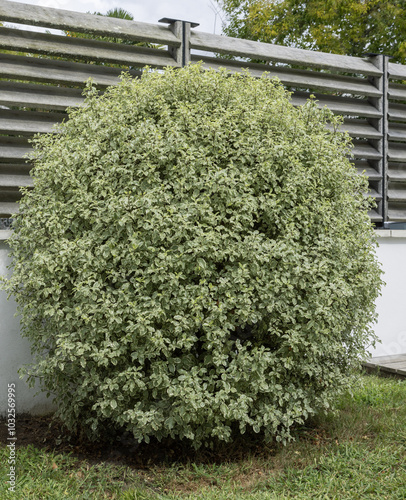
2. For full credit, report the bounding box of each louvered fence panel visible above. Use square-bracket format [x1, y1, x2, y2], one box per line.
[190, 53, 386, 223]
[0, 0, 180, 219]
[387, 62, 406, 222]
[2, 0, 406, 224]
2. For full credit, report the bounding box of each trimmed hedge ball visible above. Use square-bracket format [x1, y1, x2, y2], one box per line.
[5, 65, 383, 447]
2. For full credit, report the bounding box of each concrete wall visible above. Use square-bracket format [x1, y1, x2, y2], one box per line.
[0, 237, 56, 417]
[369, 230, 406, 357]
[0, 230, 405, 416]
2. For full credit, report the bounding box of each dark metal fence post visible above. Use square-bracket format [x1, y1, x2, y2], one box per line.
[159, 18, 199, 67]
[367, 54, 389, 225]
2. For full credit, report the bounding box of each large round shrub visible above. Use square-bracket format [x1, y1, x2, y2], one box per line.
[5, 65, 383, 447]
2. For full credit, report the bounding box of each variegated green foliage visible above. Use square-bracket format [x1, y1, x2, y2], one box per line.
[3, 65, 383, 448]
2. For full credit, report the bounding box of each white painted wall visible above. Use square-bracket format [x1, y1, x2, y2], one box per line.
[0, 239, 56, 417]
[0, 230, 405, 416]
[369, 230, 406, 357]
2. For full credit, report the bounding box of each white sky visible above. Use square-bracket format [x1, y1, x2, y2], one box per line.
[10, 0, 226, 35]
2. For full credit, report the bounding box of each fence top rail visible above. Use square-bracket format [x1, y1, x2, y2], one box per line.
[190, 31, 382, 76]
[2, 0, 383, 77]
[0, 0, 180, 46]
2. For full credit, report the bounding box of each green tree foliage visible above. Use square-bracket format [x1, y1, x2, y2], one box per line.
[218, 0, 406, 63]
[3, 65, 383, 448]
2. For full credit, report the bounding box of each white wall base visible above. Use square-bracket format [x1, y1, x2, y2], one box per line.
[369, 231, 406, 357]
[0, 241, 56, 418]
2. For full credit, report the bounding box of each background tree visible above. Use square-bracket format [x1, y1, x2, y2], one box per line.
[217, 0, 406, 63]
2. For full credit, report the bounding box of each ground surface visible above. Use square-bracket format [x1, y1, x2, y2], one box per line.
[1, 375, 406, 499]
[0, 414, 270, 469]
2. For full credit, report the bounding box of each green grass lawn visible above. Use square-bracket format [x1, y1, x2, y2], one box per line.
[1, 373, 406, 499]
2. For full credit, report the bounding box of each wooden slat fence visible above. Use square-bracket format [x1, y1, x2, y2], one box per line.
[1, 0, 406, 224]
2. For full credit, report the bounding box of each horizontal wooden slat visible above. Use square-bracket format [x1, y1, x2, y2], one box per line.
[275, 69, 379, 96]
[388, 83, 406, 101]
[0, 109, 65, 135]
[388, 189, 406, 202]
[335, 120, 381, 139]
[0, 137, 32, 162]
[0, 27, 176, 69]
[351, 142, 381, 159]
[0, 53, 141, 88]
[193, 55, 381, 96]
[0, 186, 23, 196]
[387, 208, 406, 221]
[291, 92, 381, 118]
[0, 158, 31, 167]
[388, 102, 406, 122]
[0, 81, 84, 111]
[364, 354, 406, 377]
[190, 32, 381, 76]
[368, 209, 383, 222]
[388, 144, 406, 162]
[388, 62, 406, 80]
[0, 230, 12, 240]
[388, 165, 406, 181]
[388, 123, 406, 141]
[0, 175, 32, 188]
[0, 201, 19, 217]
[369, 354, 406, 364]
[0, 167, 31, 183]
[367, 188, 380, 199]
[0, 0, 180, 46]
[379, 359, 406, 369]
[354, 161, 382, 180]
